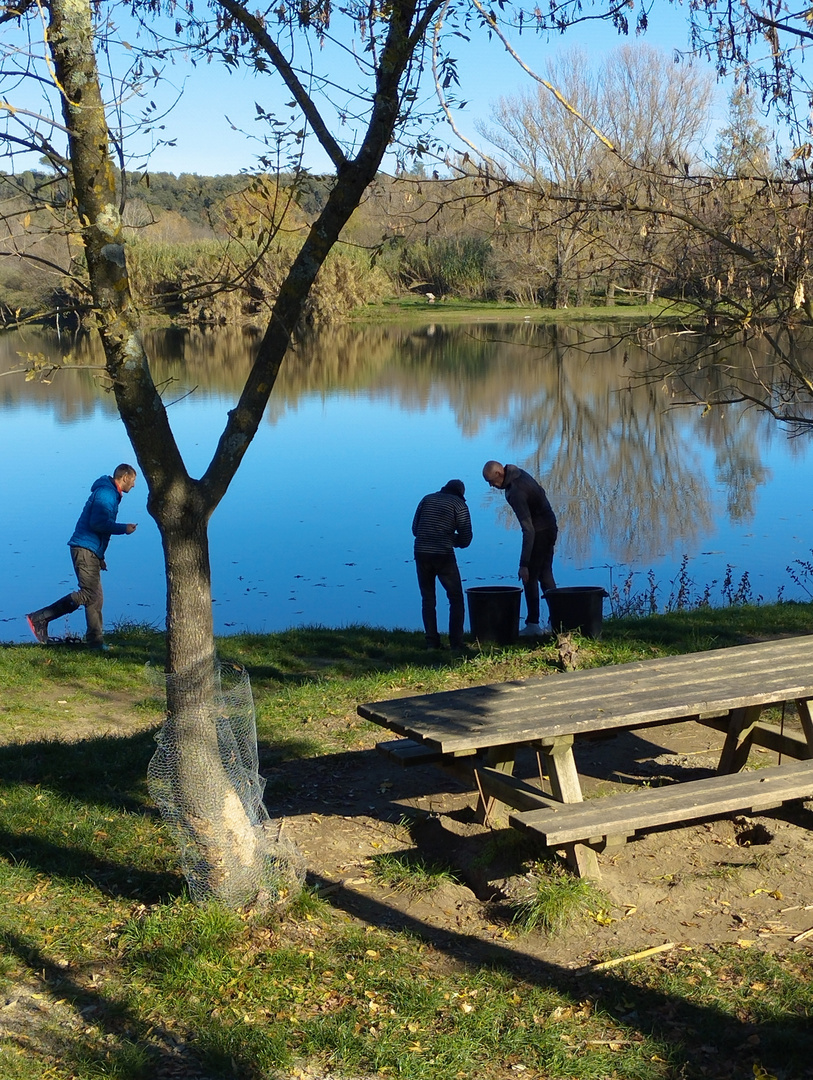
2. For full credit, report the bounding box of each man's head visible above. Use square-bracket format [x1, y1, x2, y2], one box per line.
[482, 460, 506, 489]
[113, 463, 137, 494]
[441, 479, 465, 498]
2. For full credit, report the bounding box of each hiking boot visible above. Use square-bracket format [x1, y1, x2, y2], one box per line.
[26, 613, 49, 644]
[88, 642, 110, 652]
[518, 622, 543, 638]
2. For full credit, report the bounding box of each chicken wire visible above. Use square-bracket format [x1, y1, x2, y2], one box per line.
[147, 660, 304, 908]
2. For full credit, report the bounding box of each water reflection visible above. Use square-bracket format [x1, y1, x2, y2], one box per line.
[1, 321, 809, 641]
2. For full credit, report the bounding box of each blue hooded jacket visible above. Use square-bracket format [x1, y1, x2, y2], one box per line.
[68, 475, 128, 559]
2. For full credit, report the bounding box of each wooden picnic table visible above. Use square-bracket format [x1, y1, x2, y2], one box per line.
[358, 635, 813, 877]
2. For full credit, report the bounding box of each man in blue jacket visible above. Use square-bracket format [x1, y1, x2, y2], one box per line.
[26, 464, 138, 649]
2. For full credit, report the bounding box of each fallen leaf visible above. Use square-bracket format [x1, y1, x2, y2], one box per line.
[753, 1064, 777, 1080]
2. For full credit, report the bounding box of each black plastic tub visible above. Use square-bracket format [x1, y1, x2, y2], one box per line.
[465, 585, 522, 645]
[545, 586, 609, 638]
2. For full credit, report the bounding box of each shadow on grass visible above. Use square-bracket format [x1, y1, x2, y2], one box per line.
[0, 729, 159, 809]
[0, 731, 182, 902]
[218, 624, 486, 686]
[604, 600, 813, 651]
[0, 826, 181, 903]
[0, 929, 276, 1080]
[313, 872, 813, 1080]
[61, 623, 479, 688]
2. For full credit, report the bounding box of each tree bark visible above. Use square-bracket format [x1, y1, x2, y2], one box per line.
[46, 0, 261, 902]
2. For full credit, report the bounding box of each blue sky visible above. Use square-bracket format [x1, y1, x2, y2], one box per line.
[126, 1, 724, 176]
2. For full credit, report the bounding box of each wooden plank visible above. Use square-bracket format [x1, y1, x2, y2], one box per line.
[698, 716, 811, 759]
[358, 637, 813, 755]
[375, 739, 443, 766]
[360, 637, 813, 728]
[475, 766, 561, 813]
[511, 761, 813, 847]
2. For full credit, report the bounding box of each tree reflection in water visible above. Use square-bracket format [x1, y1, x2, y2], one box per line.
[0, 320, 806, 639]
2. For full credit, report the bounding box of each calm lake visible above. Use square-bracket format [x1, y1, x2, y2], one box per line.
[2, 319, 811, 643]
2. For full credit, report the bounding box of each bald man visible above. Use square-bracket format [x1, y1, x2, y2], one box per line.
[483, 460, 557, 637]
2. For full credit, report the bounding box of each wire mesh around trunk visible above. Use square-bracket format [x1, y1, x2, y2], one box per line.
[147, 661, 304, 908]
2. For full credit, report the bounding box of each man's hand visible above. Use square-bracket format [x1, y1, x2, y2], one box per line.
[518, 567, 529, 584]
[125, 523, 137, 534]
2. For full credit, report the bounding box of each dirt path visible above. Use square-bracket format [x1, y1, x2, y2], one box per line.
[265, 719, 813, 968]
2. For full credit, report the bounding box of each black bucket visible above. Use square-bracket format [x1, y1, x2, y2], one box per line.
[545, 586, 609, 638]
[466, 586, 522, 645]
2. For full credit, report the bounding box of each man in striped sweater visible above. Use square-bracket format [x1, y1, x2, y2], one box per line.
[412, 479, 473, 650]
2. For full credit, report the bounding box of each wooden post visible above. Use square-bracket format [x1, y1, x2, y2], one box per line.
[539, 736, 601, 880]
[474, 744, 518, 825]
[717, 705, 763, 774]
[796, 699, 813, 758]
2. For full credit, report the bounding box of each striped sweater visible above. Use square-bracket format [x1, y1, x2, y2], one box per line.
[412, 490, 473, 556]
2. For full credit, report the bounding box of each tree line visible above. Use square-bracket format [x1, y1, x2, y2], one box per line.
[3, 43, 807, 332]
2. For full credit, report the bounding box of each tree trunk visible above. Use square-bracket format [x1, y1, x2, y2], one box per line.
[46, 0, 435, 906]
[47, 0, 264, 905]
[645, 269, 660, 305]
[152, 513, 269, 906]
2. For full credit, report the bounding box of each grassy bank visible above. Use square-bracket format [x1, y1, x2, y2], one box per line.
[351, 296, 688, 325]
[1, 604, 812, 1079]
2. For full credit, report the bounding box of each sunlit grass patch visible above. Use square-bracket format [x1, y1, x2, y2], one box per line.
[511, 863, 606, 935]
[368, 849, 459, 895]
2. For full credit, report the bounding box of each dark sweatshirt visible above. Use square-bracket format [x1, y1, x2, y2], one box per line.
[502, 464, 557, 567]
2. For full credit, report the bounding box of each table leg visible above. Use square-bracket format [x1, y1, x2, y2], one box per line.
[474, 744, 518, 825]
[796, 699, 813, 758]
[539, 736, 601, 880]
[717, 705, 763, 774]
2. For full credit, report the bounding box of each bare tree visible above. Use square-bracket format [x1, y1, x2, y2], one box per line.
[479, 45, 714, 307]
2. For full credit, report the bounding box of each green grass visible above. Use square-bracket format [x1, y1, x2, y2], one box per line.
[511, 863, 606, 935]
[1, 605, 813, 1078]
[368, 850, 460, 894]
[354, 296, 687, 324]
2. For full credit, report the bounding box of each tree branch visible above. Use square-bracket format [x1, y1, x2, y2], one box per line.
[199, 0, 445, 506]
[213, 0, 349, 172]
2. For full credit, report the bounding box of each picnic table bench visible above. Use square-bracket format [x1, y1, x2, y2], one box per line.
[358, 635, 813, 878]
